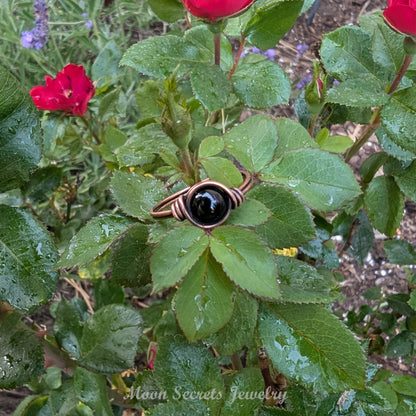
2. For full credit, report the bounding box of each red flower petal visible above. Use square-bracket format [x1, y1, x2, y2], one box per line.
[30, 64, 95, 116]
[383, 5, 416, 36]
[181, 0, 254, 22]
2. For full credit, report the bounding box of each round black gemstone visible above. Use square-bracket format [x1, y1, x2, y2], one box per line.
[188, 186, 231, 226]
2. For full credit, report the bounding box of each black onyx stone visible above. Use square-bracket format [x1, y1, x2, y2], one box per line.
[188, 186, 231, 226]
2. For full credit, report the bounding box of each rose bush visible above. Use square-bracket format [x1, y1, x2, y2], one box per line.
[180, 0, 255, 22]
[383, 0, 416, 36]
[30, 63, 95, 116]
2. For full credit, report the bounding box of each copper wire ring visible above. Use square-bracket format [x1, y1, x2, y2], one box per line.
[150, 170, 252, 229]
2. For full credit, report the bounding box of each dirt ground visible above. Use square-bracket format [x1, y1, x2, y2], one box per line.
[2, 0, 415, 414]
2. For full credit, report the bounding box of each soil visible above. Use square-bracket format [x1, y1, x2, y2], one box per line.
[1, 0, 415, 414]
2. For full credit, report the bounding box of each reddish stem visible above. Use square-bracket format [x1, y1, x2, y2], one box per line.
[229, 34, 246, 80]
[388, 54, 413, 94]
[214, 33, 221, 66]
[344, 54, 413, 161]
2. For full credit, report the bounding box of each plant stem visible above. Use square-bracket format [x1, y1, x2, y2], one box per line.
[181, 148, 197, 184]
[344, 54, 413, 162]
[308, 114, 317, 136]
[387, 54, 413, 94]
[214, 33, 221, 66]
[80, 115, 101, 144]
[231, 352, 244, 371]
[229, 34, 246, 79]
[344, 112, 381, 162]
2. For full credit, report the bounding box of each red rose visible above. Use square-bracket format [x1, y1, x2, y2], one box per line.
[181, 0, 255, 22]
[30, 64, 95, 116]
[383, 0, 416, 36]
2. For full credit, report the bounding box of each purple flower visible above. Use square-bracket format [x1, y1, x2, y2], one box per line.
[21, 0, 49, 49]
[82, 12, 93, 29]
[296, 74, 312, 89]
[248, 46, 276, 61]
[333, 79, 340, 86]
[21, 31, 34, 48]
[295, 42, 308, 59]
[265, 49, 275, 60]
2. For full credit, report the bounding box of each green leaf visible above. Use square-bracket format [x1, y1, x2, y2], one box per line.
[0, 66, 42, 192]
[249, 184, 315, 248]
[115, 124, 176, 167]
[257, 407, 296, 415]
[386, 332, 413, 358]
[387, 293, 416, 317]
[210, 226, 280, 299]
[0, 312, 44, 389]
[151, 226, 209, 293]
[53, 299, 83, 359]
[0, 206, 58, 312]
[136, 80, 163, 119]
[376, 125, 416, 161]
[221, 368, 264, 415]
[363, 286, 382, 301]
[275, 118, 317, 158]
[320, 25, 388, 82]
[130, 370, 165, 408]
[364, 176, 404, 237]
[372, 381, 398, 411]
[174, 252, 235, 341]
[103, 125, 127, 151]
[74, 367, 113, 416]
[184, 26, 234, 70]
[318, 135, 354, 153]
[381, 86, 416, 154]
[384, 239, 416, 265]
[120, 35, 200, 78]
[326, 78, 390, 107]
[244, 0, 303, 50]
[261, 148, 361, 211]
[398, 396, 416, 415]
[207, 290, 258, 355]
[49, 379, 95, 416]
[223, 114, 278, 173]
[359, 12, 405, 74]
[191, 63, 231, 112]
[200, 156, 243, 188]
[57, 215, 130, 268]
[154, 336, 224, 414]
[390, 375, 416, 397]
[276, 256, 334, 304]
[198, 136, 224, 158]
[148, 401, 208, 416]
[392, 159, 416, 201]
[148, 0, 184, 22]
[409, 291, 416, 312]
[80, 304, 143, 373]
[93, 279, 125, 309]
[12, 395, 50, 416]
[92, 40, 121, 88]
[349, 211, 375, 265]
[258, 303, 366, 392]
[111, 223, 152, 287]
[111, 171, 168, 221]
[42, 367, 62, 390]
[232, 56, 290, 108]
[227, 198, 272, 227]
[360, 152, 391, 183]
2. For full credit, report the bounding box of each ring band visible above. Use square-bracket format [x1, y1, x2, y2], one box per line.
[150, 170, 252, 229]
